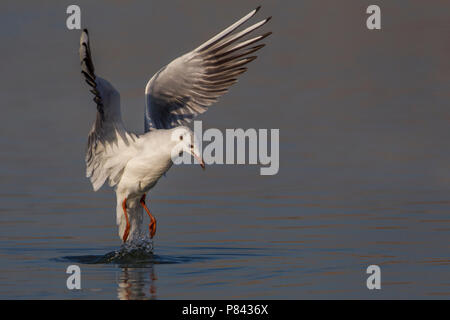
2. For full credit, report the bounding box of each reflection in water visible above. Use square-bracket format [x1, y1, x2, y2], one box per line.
[60, 239, 211, 299]
[60, 239, 160, 299]
[117, 265, 157, 300]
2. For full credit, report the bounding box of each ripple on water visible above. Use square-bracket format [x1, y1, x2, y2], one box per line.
[58, 238, 202, 265]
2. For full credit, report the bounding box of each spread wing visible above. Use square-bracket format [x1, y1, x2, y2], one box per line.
[80, 29, 138, 191]
[144, 6, 271, 131]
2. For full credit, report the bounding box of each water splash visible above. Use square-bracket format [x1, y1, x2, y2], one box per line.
[120, 237, 154, 253]
[103, 237, 155, 264]
[59, 237, 211, 265]
[60, 237, 156, 265]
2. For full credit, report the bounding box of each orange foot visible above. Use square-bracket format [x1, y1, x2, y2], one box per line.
[140, 194, 157, 239]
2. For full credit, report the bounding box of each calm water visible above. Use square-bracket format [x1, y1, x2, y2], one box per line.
[0, 1, 449, 299]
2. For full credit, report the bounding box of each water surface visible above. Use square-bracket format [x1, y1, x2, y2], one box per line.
[0, 0, 449, 299]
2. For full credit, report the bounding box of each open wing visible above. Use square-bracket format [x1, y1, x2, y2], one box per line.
[80, 29, 137, 191]
[144, 6, 271, 131]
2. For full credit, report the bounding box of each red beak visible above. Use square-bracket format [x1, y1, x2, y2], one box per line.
[193, 153, 205, 170]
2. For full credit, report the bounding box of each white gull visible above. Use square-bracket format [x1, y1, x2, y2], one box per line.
[79, 6, 271, 242]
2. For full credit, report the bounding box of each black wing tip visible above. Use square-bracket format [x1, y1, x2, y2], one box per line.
[246, 55, 258, 62]
[253, 43, 266, 50]
[81, 29, 90, 47]
[255, 5, 262, 13]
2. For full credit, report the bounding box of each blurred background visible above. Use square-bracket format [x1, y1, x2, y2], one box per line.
[0, 0, 449, 299]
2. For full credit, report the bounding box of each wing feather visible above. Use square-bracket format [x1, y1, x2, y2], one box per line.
[80, 29, 137, 191]
[144, 7, 271, 131]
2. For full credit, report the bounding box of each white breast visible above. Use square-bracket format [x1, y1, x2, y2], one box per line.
[116, 143, 173, 196]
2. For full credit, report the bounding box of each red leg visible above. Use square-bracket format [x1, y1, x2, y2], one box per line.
[122, 198, 130, 242]
[140, 194, 157, 239]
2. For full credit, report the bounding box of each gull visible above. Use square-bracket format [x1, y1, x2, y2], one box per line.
[79, 6, 271, 243]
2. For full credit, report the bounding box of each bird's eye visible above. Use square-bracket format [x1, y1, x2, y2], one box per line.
[190, 144, 193, 149]
[179, 135, 183, 140]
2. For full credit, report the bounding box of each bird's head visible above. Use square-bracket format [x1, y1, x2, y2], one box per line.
[170, 126, 205, 170]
